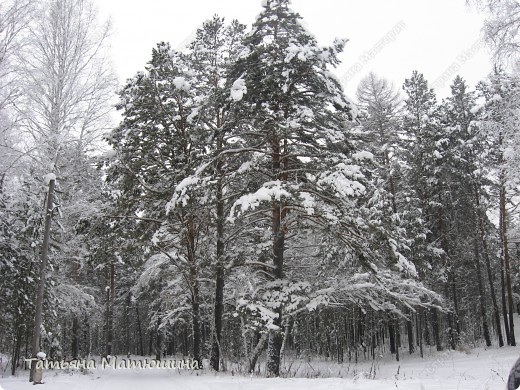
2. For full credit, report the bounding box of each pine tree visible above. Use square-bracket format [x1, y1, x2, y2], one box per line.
[182, 16, 246, 371]
[108, 40, 221, 364]
[225, 0, 440, 375]
[402, 71, 446, 352]
[440, 75, 493, 347]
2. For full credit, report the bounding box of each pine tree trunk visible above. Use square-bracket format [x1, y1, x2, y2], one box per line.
[125, 293, 131, 355]
[72, 316, 79, 358]
[148, 331, 153, 356]
[155, 313, 162, 360]
[266, 203, 284, 376]
[29, 178, 55, 382]
[486, 250, 504, 347]
[406, 310, 414, 354]
[11, 282, 28, 375]
[336, 316, 343, 363]
[448, 270, 461, 348]
[418, 309, 424, 358]
[474, 239, 492, 346]
[187, 216, 202, 364]
[266, 136, 286, 377]
[210, 175, 225, 371]
[424, 310, 431, 346]
[432, 308, 442, 351]
[190, 269, 202, 364]
[84, 316, 91, 356]
[501, 255, 511, 344]
[500, 185, 516, 346]
[389, 320, 396, 354]
[106, 260, 115, 356]
[183, 324, 189, 356]
[135, 305, 144, 356]
[395, 318, 400, 362]
[446, 271, 460, 350]
[11, 318, 23, 375]
[476, 188, 504, 347]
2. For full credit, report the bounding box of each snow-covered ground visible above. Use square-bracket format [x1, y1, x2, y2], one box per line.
[1, 345, 519, 390]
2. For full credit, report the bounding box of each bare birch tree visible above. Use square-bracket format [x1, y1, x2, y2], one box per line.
[469, 0, 520, 64]
[0, 0, 32, 178]
[18, 0, 116, 171]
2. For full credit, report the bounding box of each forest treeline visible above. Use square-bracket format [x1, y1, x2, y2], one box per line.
[1, 0, 520, 378]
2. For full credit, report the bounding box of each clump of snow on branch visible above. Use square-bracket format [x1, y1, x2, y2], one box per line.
[229, 180, 291, 222]
[317, 163, 366, 198]
[166, 175, 200, 213]
[172, 77, 191, 92]
[299, 192, 316, 215]
[285, 42, 314, 63]
[352, 151, 374, 161]
[231, 77, 247, 101]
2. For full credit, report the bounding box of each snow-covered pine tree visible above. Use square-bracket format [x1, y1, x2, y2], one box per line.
[435, 76, 494, 347]
[225, 0, 435, 376]
[107, 41, 206, 363]
[401, 71, 446, 352]
[181, 16, 247, 371]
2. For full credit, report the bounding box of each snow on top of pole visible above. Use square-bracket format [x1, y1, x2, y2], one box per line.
[44, 173, 56, 184]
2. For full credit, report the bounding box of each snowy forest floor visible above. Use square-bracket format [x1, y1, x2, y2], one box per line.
[1, 345, 519, 390]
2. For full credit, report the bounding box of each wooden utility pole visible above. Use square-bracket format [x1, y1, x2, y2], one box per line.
[29, 177, 55, 382]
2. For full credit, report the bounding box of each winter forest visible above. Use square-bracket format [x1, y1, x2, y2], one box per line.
[2, 0, 520, 388]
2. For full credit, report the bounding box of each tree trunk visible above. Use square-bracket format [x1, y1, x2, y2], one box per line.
[106, 260, 115, 356]
[432, 308, 442, 351]
[474, 239, 491, 346]
[279, 317, 292, 362]
[135, 305, 144, 356]
[155, 313, 162, 360]
[125, 293, 131, 355]
[266, 136, 286, 377]
[479, 224, 504, 347]
[187, 216, 202, 364]
[11, 319, 23, 375]
[210, 175, 225, 371]
[418, 309, 424, 358]
[395, 318, 400, 362]
[29, 178, 55, 382]
[500, 185, 516, 346]
[249, 333, 268, 373]
[191, 274, 202, 364]
[336, 316, 343, 363]
[406, 312, 414, 354]
[476, 188, 504, 347]
[424, 310, 431, 346]
[501, 253, 511, 344]
[389, 320, 396, 354]
[72, 316, 79, 358]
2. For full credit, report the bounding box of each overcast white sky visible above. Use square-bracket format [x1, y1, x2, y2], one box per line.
[94, 0, 492, 100]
